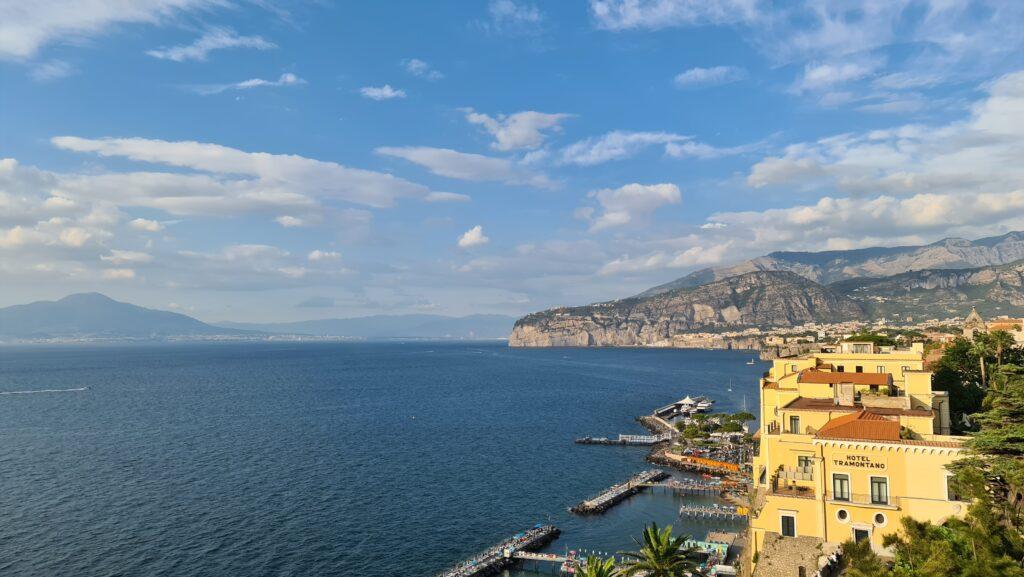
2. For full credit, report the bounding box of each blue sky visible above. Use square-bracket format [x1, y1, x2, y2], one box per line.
[2, 1, 1024, 322]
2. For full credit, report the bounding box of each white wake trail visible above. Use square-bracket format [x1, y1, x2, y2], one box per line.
[0, 387, 88, 395]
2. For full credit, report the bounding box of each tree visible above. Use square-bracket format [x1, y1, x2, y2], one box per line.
[989, 330, 1017, 368]
[730, 411, 756, 423]
[971, 337, 993, 388]
[841, 537, 888, 577]
[578, 556, 620, 577]
[619, 523, 700, 577]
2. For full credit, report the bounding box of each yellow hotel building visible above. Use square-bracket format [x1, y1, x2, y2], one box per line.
[749, 341, 968, 574]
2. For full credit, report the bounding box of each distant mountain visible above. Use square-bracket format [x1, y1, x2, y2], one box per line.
[510, 271, 864, 347]
[510, 258, 1024, 347]
[833, 259, 1024, 320]
[217, 314, 516, 339]
[640, 231, 1024, 297]
[0, 293, 249, 341]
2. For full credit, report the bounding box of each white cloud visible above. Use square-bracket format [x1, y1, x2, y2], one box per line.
[275, 215, 306, 228]
[53, 136, 431, 211]
[30, 59, 74, 81]
[102, 268, 136, 280]
[360, 85, 406, 101]
[463, 108, 572, 151]
[101, 249, 152, 264]
[146, 26, 275, 62]
[402, 58, 443, 80]
[191, 73, 304, 95]
[561, 131, 737, 165]
[376, 146, 555, 188]
[307, 249, 340, 262]
[458, 225, 490, 248]
[479, 0, 545, 35]
[129, 218, 164, 232]
[590, 0, 758, 31]
[425, 191, 471, 203]
[673, 65, 746, 88]
[0, 0, 222, 60]
[794, 59, 881, 93]
[584, 183, 681, 232]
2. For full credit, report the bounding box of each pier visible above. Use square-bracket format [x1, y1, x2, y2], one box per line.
[575, 433, 673, 446]
[570, 469, 669, 515]
[436, 525, 561, 577]
[639, 478, 737, 495]
[679, 504, 748, 521]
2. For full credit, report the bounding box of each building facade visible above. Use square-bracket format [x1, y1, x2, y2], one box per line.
[749, 342, 967, 575]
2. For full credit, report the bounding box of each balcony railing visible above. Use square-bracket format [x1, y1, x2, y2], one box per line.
[826, 492, 901, 508]
[777, 466, 814, 481]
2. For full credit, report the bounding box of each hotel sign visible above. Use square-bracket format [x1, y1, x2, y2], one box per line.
[832, 454, 887, 470]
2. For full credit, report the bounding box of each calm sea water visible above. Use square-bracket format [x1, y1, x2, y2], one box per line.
[0, 342, 765, 576]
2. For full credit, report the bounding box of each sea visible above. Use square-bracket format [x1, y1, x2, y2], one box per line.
[0, 341, 766, 576]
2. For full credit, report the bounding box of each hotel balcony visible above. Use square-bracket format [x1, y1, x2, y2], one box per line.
[770, 466, 816, 499]
[826, 492, 901, 509]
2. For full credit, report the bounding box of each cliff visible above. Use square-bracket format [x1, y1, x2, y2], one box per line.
[509, 271, 863, 347]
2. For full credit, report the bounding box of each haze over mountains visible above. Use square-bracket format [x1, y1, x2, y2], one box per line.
[0, 294, 515, 342]
[510, 232, 1024, 347]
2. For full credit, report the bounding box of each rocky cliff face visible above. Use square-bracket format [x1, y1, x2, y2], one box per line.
[509, 271, 864, 347]
[834, 261, 1024, 319]
[641, 231, 1024, 296]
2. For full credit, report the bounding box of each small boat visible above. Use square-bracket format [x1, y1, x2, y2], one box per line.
[746, 358, 756, 365]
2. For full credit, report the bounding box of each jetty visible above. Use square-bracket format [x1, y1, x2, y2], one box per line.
[571, 469, 669, 515]
[679, 503, 748, 521]
[575, 433, 672, 446]
[639, 478, 738, 495]
[436, 525, 561, 577]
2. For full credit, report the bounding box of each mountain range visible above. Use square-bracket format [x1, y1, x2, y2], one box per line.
[510, 232, 1024, 347]
[0, 293, 516, 342]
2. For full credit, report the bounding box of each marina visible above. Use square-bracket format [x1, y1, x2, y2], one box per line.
[679, 504, 748, 521]
[574, 433, 672, 446]
[437, 525, 561, 577]
[570, 469, 670, 515]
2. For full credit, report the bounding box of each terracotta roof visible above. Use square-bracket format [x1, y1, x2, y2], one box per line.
[798, 370, 891, 386]
[763, 382, 779, 390]
[815, 411, 900, 442]
[751, 430, 761, 440]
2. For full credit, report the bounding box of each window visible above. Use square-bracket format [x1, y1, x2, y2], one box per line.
[836, 509, 849, 522]
[871, 477, 889, 505]
[947, 476, 961, 502]
[869, 385, 879, 393]
[877, 365, 885, 373]
[853, 528, 870, 543]
[797, 456, 812, 470]
[759, 468, 767, 485]
[832, 474, 851, 501]
[837, 365, 845, 372]
[781, 515, 796, 537]
[855, 365, 863, 373]
[790, 364, 798, 374]
[789, 415, 801, 434]
[874, 513, 887, 526]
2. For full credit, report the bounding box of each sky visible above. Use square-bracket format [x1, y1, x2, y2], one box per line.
[2, 0, 1024, 323]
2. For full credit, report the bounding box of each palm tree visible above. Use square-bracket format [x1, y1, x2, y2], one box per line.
[579, 556, 621, 577]
[620, 523, 700, 577]
[989, 330, 1017, 369]
[971, 336, 993, 388]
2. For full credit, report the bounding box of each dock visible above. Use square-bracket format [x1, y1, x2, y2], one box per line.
[575, 433, 673, 446]
[639, 478, 736, 495]
[570, 469, 669, 515]
[436, 525, 561, 577]
[679, 504, 748, 521]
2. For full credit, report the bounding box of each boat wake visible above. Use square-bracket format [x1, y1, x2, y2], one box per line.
[0, 387, 88, 395]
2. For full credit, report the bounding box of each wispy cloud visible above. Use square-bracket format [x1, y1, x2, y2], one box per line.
[146, 27, 275, 62]
[402, 58, 443, 80]
[477, 0, 545, 36]
[360, 84, 406, 100]
[463, 108, 572, 151]
[29, 59, 74, 82]
[189, 72, 305, 95]
[673, 65, 746, 88]
[377, 146, 555, 188]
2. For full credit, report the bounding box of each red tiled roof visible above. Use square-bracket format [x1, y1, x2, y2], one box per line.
[798, 370, 891, 386]
[815, 411, 900, 442]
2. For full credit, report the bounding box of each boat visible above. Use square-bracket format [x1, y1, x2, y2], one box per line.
[746, 358, 756, 365]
